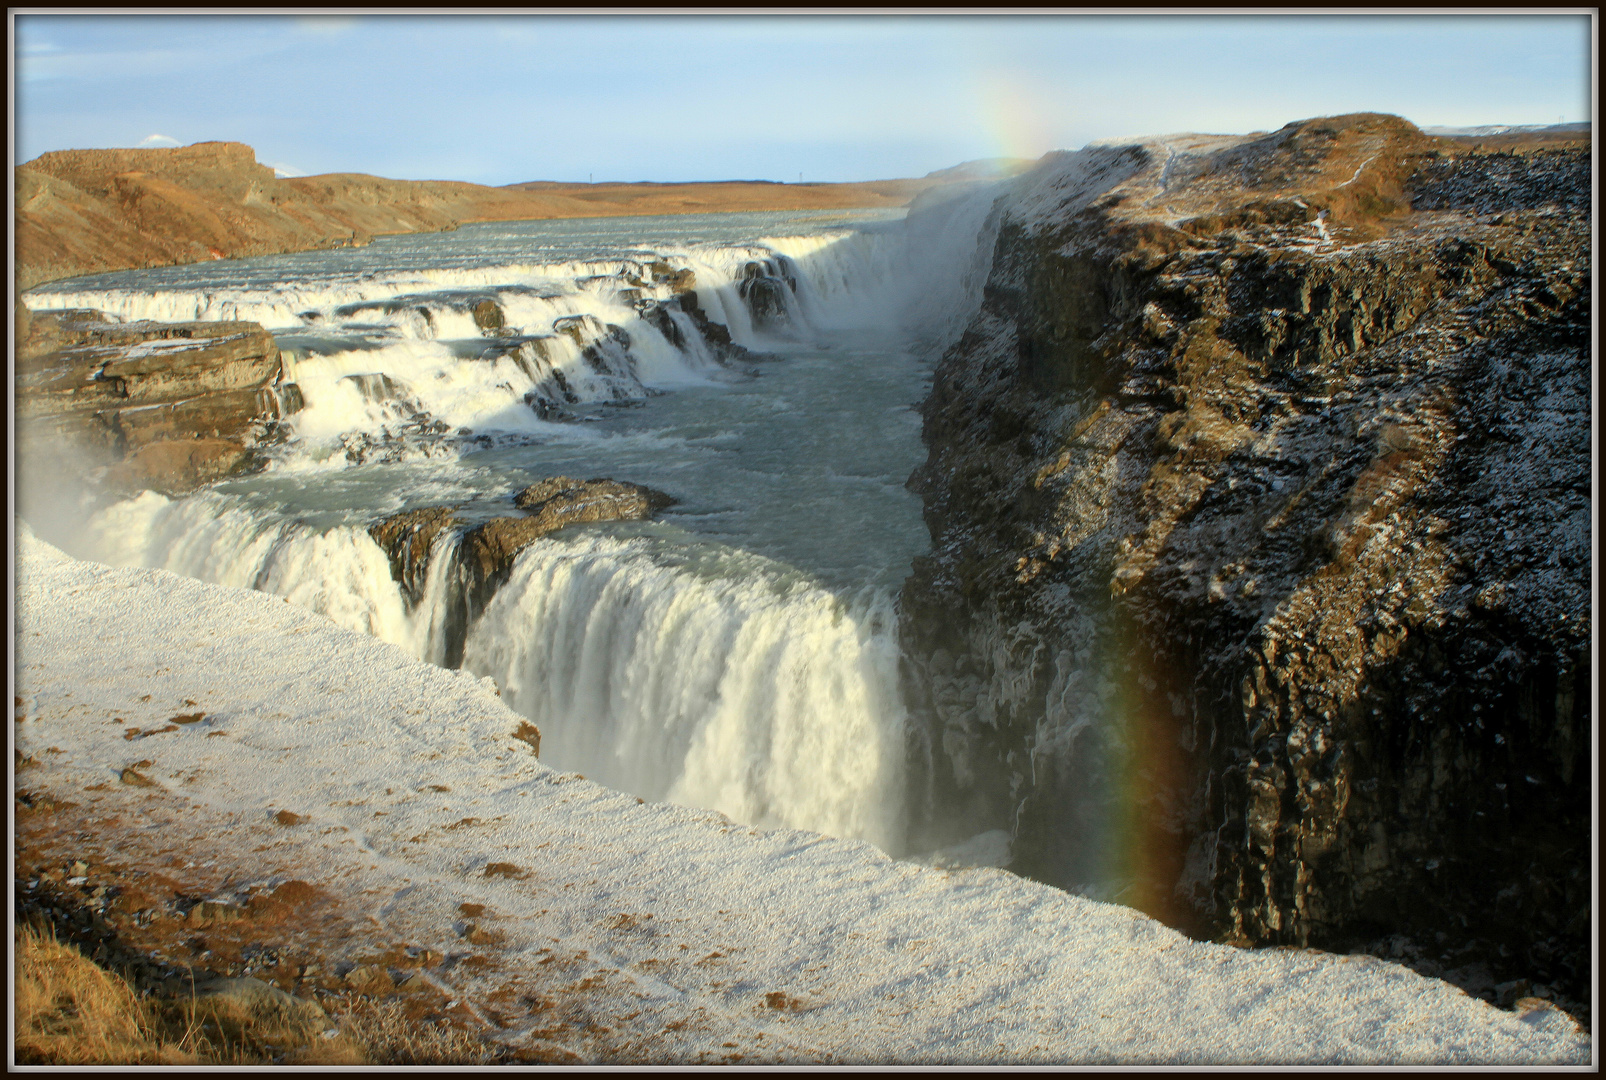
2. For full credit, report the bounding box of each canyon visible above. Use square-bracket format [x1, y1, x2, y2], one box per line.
[13, 115, 1594, 1049]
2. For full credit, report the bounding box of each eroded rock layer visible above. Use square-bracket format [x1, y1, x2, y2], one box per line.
[15, 308, 296, 494]
[899, 115, 1590, 1011]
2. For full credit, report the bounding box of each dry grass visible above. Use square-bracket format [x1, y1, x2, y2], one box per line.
[14, 923, 204, 1065]
[321, 993, 496, 1065]
[14, 924, 497, 1065]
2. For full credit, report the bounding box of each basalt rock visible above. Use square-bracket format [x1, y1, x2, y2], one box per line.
[472, 298, 505, 332]
[369, 478, 675, 667]
[899, 115, 1590, 1011]
[462, 477, 675, 603]
[655, 291, 763, 363]
[737, 258, 800, 334]
[367, 506, 461, 606]
[15, 308, 297, 496]
[512, 475, 676, 519]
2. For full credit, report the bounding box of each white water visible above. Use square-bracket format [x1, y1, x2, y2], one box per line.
[25, 195, 1008, 854]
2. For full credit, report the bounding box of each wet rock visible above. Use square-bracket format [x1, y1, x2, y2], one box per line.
[371, 479, 673, 667]
[472, 298, 505, 332]
[899, 114, 1590, 1010]
[456, 477, 674, 613]
[512, 475, 675, 519]
[737, 260, 796, 332]
[339, 372, 415, 410]
[668, 290, 762, 363]
[368, 506, 461, 606]
[551, 314, 605, 346]
[15, 309, 290, 496]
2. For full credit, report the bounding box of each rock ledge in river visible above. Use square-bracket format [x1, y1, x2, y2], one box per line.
[15, 308, 295, 496]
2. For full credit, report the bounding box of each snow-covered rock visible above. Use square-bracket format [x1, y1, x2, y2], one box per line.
[12, 525, 1589, 1064]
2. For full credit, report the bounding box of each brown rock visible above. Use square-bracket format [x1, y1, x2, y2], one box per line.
[14, 309, 289, 496]
[457, 478, 672, 604]
[512, 721, 541, 758]
[103, 438, 255, 494]
[367, 506, 460, 605]
[472, 298, 505, 332]
[511, 475, 675, 522]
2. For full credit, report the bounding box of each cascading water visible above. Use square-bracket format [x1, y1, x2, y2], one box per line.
[24, 193, 1009, 855]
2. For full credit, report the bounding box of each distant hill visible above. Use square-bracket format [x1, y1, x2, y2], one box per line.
[496, 177, 938, 216]
[15, 142, 957, 292]
[1420, 122, 1591, 153]
[1422, 122, 1590, 136]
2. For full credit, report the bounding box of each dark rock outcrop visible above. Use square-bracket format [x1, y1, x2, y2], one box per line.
[462, 478, 676, 606]
[737, 258, 800, 334]
[15, 308, 297, 495]
[367, 478, 676, 667]
[472, 298, 505, 332]
[511, 475, 676, 518]
[367, 506, 461, 605]
[899, 115, 1590, 1015]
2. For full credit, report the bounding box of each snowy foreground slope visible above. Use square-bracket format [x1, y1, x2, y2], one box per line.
[12, 529, 1591, 1065]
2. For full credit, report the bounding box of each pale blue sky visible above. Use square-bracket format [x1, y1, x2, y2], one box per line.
[12, 13, 1595, 185]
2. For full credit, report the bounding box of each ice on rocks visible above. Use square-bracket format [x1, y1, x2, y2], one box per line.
[12, 524, 1590, 1065]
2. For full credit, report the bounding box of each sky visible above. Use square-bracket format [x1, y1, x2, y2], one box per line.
[12, 12, 1595, 185]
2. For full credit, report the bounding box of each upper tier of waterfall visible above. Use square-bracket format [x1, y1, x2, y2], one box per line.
[22, 192, 1012, 856]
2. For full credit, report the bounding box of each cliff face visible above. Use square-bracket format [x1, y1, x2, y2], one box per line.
[900, 116, 1590, 1009]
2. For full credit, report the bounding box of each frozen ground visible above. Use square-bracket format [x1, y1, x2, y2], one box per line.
[11, 527, 1592, 1065]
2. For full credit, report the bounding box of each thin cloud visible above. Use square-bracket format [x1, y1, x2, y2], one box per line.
[138, 133, 182, 148]
[294, 16, 357, 36]
[269, 162, 307, 178]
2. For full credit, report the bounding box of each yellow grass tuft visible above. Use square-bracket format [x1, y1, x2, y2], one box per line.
[15, 922, 498, 1065]
[14, 923, 200, 1065]
[320, 993, 496, 1065]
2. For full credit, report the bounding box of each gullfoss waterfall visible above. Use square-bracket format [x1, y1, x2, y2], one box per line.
[27, 189, 1006, 858]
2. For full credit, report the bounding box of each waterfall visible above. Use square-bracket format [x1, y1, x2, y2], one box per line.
[28, 199, 1010, 855]
[67, 490, 908, 852]
[463, 536, 907, 854]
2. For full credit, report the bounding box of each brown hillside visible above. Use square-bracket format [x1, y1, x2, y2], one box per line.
[15, 142, 938, 292]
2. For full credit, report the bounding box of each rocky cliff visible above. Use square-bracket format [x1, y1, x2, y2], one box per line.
[899, 115, 1591, 1015]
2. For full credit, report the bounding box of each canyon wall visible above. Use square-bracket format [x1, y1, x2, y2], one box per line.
[900, 115, 1591, 1009]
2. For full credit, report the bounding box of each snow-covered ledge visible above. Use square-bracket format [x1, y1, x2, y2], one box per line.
[12, 526, 1590, 1065]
